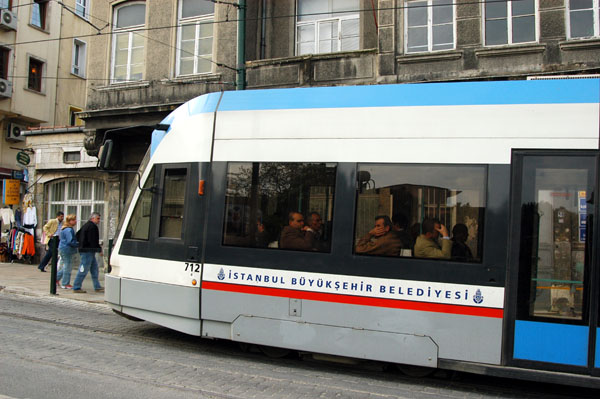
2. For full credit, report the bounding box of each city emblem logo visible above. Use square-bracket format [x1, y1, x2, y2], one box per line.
[217, 268, 226, 281]
[473, 289, 484, 304]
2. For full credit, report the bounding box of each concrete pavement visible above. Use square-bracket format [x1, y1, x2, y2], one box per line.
[0, 260, 106, 303]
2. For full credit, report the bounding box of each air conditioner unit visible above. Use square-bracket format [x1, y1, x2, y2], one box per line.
[0, 10, 17, 31]
[0, 78, 12, 98]
[6, 122, 26, 142]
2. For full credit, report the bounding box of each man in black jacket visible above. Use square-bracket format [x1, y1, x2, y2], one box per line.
[72, 213, 103, 293]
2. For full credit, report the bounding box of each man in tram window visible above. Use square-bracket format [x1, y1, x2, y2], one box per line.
[307, 211, 328, 251]
[413, 218, 452, 259]
[279, 211, 316, 251]
[392, 213, 413, 254]
[254, 219, 270, 248]
[450, 223, 473, 262]
[355, 215, 403, 256]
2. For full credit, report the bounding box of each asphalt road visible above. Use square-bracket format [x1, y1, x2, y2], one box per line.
[0, 292, 597, 399]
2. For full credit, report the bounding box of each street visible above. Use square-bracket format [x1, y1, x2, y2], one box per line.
[0, 291, 597, 399]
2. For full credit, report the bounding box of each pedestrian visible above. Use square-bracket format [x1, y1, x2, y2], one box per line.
[38, 211, 64, 272]
[72, 212, 103, 293]
[56, 214, 78, 289]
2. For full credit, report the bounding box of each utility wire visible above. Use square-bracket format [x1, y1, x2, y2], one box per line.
[3, 0, 531, 83]
[54, 0, 239, 73]
[55, 1, 109, 34]
[5, 0, 530, 49]
[6, 74, 236, 86]
[2, 1, 42, 10]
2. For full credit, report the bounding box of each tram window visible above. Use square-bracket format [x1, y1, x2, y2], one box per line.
[159, 168, 187, 239]
[354, 164, 486, 262]
[223, 162, 336, 252]
[124, 167, 155, 240]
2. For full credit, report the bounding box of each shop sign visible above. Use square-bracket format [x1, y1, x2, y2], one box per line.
[2, 179, 20, 205]
[16, 151, 30, 166]
[11, 170, 24, 180]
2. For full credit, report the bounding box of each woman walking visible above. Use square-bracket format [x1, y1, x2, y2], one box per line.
[56, 214, 78, 289]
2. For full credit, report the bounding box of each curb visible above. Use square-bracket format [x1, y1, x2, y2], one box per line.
[0, 285, 108, 305]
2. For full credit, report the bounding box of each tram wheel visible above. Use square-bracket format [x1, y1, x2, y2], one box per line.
[238, 342, 251, 352]
[258, 345, 291, 358]
[396, 364, 435, 378]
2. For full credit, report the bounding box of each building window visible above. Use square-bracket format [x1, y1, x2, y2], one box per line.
[0, 47, 9, 79]
[63, 151, 81, 163]
[46, 179, 106, 236]
[31, 0, 48, 30]
[296, 0, 360, 55]
[72, 39, 86, 77]
[28, 57, 44, 92]
[0, 0, 12, 10]
[111, 2, 146, 83]
[484, 0, 537, 46]
[405, 0, 455, 53]
[223, 162, 336, 252]
[69, 106, 83, 126]
[568, 0, 600, 39]
[176, 0, 214, 76]
[354, 164, 486, 261]
[75, 0, 89, 19]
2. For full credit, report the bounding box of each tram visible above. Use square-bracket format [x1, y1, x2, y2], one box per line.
[102, 78, 600, 387]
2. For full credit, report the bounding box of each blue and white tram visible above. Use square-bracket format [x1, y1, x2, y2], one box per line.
[104, 79, 600, 387]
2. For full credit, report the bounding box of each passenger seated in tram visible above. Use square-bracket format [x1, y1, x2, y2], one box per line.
[355, 215, 403, 256]
[307, 211, 328, 251]
[450, 223, 473, 262]
[254, 220, 270, 248]
[392, 213, 413, 256]
[413, 218, 452, 259]
[279, 211, 316, 251]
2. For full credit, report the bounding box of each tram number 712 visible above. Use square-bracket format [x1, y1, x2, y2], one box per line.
[184, 263, 201, 272]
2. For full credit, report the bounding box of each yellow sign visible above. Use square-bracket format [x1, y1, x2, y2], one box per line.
[3, 179, 20, 205]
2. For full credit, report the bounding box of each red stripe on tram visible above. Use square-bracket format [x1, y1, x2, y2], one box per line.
[202, 281, 504, 319]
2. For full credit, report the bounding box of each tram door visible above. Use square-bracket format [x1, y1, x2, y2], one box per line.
[508, 152, 599, 374]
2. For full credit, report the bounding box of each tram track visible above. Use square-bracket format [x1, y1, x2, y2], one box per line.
[1, 292, 597, 398]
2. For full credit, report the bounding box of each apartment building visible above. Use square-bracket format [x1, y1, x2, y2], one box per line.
[0, 1, 99, 260]
[0, 0, 61, 187]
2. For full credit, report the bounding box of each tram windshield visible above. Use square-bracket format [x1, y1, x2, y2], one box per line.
[116, 146, 152, 241]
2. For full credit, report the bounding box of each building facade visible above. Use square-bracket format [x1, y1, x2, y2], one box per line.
[0, 0, 61, 188]
[244, 0, 600, 86]
[80, 0, 600, 245]
[0, 1, 97, 261]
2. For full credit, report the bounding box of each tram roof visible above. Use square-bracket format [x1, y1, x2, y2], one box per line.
[180, 79, 600, 117]
[149, 78, 600, 161]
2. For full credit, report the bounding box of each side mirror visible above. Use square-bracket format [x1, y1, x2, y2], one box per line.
[97, 139, 114, 170]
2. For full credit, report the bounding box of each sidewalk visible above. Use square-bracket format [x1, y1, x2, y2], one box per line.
[0, 261, 106, 303]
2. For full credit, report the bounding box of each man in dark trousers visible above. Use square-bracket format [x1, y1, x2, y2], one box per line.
[37, 211, 64, 272]
[72, 212, 103, 293]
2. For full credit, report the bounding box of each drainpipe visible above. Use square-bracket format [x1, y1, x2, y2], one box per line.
[54, 4, 64, 126]
[236, 0, 246, 90]
[260, 0, 267, 59]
